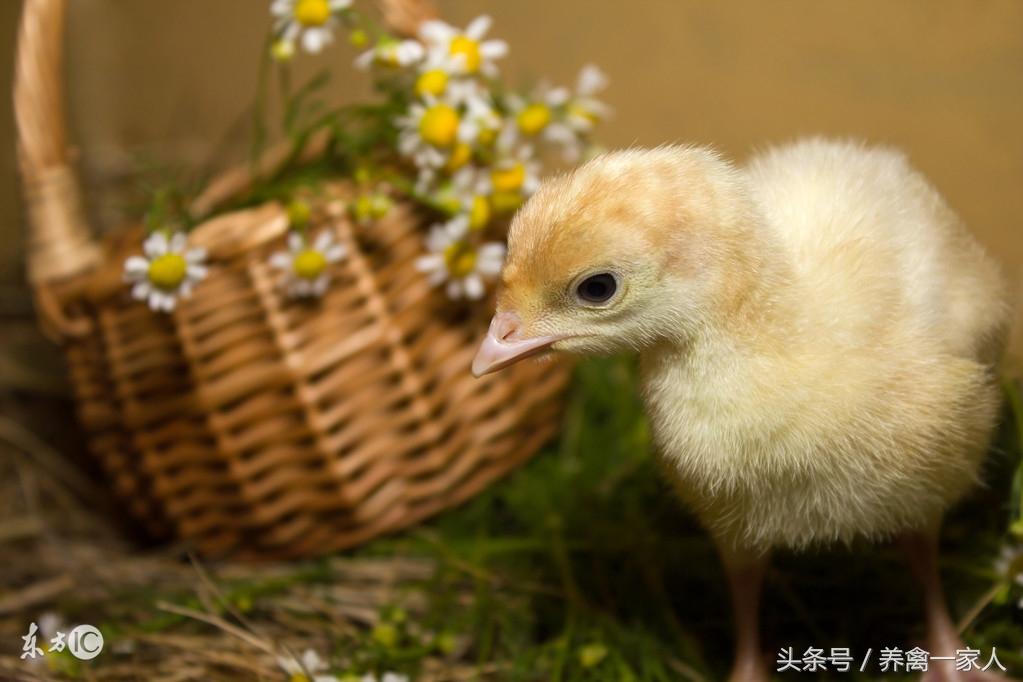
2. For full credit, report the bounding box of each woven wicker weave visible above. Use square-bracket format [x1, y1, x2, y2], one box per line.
[13, 0, 570, 559]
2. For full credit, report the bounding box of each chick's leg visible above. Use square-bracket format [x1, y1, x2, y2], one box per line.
[901, 530, 1014, 681]
[719, 545, 771, 682]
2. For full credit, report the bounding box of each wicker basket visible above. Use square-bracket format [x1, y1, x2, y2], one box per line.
[13, 0, 570, 560]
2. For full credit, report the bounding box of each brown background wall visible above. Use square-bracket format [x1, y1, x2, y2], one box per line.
[2, 1, 1022, 349]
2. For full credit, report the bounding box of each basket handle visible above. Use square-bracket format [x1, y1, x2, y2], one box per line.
[13, 0, 438, 286]
[14, 0, 101, 285]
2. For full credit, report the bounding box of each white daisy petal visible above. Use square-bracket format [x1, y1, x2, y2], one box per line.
[397, 40, 425, 64]
[463, 273, 485, 300]
[288, 232, 304, 252]
[477, 244, 506, 275]
[185, 247, 207, 263]
[277, 656, 301, 675]
[270, 251, 292, 269]
[577, 64, 608, 95]
[187, 264, 209, 280]
[466, 15, 492, 40]
[124, 256, 149, 276]
[419, 20, 454, 44]
[445, 216, 470, 239]
[544, 122, 577, 146]
[545, 86, 570, 107]
[283, 21, 301, 42]
[169, 232, 187, 253]
[144, 232, 168, 258]
[355, 49, 375, 69]
[131, 281, 151, 300]
[313, 231, 332, 252]
[446, 279, 463, 300]
[300, 650, 325, 672]
[303, 28, 330, 53]
[325, 244, 346, 262]
[479, 40, 507, 59]
[416, 254, 444, 273]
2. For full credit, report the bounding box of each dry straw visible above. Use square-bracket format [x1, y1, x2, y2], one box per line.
[13, 0, 569, 560]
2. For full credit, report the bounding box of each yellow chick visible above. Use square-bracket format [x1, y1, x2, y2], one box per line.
[473, 139, 1010, 681]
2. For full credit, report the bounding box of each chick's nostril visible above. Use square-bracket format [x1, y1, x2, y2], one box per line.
[493, 311, 522, 341]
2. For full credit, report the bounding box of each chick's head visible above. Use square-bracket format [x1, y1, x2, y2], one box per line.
[473, 146, 757, 376]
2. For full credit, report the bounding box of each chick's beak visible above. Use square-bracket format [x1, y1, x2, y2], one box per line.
[471, 311, 565, 377]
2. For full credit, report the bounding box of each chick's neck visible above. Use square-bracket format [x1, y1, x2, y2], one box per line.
[646, 179, 799, 377]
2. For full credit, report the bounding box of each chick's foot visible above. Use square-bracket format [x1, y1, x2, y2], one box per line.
[726, 656, 771, 682]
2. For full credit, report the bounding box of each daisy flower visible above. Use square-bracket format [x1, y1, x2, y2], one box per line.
[418, 16, 508, 77]
[277, 648, 339, 682]
[271, 0, 351, 54]
[500, 85, 575, 150]
[396, 95, 480, 187]
[565, 64, 611, 133]
[451, 166, 493, 229]
[354, 38, 425, 70]
[455, 83, 502, 146]
[416, 219, 505, 301]
[351, 193, 393, 226]
[486, 144, 542, 212]
[269, 230, 347, 298]
[270, 38, 297, 63]
[123, 231, 208, 313]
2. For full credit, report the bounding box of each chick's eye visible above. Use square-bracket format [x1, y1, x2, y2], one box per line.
[575, 273, 617, 304]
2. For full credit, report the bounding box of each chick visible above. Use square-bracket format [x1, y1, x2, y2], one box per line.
[473, 139, 1010, 681]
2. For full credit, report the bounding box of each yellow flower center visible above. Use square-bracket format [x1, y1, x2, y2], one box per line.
[568, 102, 600, 124]
[517, 103, 552, 135]
[353, 195, 373, 222]
[289, 675, 311, 682]
[376, 42, 401, 67]
[436, 191, 463, 215]
[348, 28, 368, 47]
[372, 622, 399, 649]
[147, 253, 187, 290]
[415, 69, 449, 97]
[490, 163, 526, 193]
[419, 104, 460, 147]
[270, 39, 295, 62]
[445, 142, 472, 171]
[293, 0, 331, 27]
[468, 195, 490, 230]
[287, 199, 312, 227]
[491, 190, 524, 213]
[293, 249, 327, 280]
[370, 195, 392, 218]
[444, 241, 478, 278]
[449, 35, 482, 73]
[477, 126, 498, 147]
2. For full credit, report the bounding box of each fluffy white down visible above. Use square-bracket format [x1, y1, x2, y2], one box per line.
[641, 139, 1008, 551]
